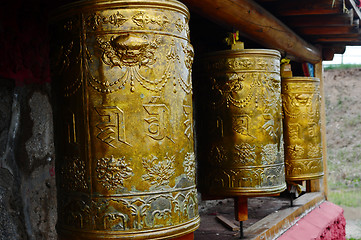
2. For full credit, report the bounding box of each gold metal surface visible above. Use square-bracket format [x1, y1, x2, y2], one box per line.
[282, 77, 323, 181]
[50, 0, 199, 239]
[196, 49, 286, 197]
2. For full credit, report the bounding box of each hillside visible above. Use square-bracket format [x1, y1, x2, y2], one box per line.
[324, 68, 361, 239]
[324, 68, 361, 190]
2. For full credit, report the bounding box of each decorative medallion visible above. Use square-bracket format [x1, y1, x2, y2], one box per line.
[261, 144, 278, 165]
[132, 12, 170, 28]
[96, 156, 133, 190]
[61, 157, 88, 192]
[234, 143, 256, 164]
[90, 34, 161, 93]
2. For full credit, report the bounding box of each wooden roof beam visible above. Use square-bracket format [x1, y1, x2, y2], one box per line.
[296, 25, 360, 35]
[322, 46, 346, 60]
[256, 0, 346, 16]
[282, 12, 354, 27]
[180, 0, 322, 63]
[314, 37, 361, 43]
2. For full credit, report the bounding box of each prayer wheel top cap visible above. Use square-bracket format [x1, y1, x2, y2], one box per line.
[204, 49, 281, 59]
[282, 76, 320, 82]
[53, 0, 190, 18]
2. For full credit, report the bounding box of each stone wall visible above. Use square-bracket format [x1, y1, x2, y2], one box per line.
[0, 81, 57, 240]
[0, 1, 58, 239]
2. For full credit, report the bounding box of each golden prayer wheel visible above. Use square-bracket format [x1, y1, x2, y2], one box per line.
[282, 77, 323, 180]
[196, 49, 286, 197]
[50, 0, 199, 239]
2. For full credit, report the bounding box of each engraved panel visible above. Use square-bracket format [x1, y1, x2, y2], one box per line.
[288, 123, 300, 141]
[132, 12, 170, 28]
[143, 97, 171, 142]
[232, 114, 254, 137]
[307, 123, 317, 138]
[86, 11, 128, 30]
[285, 158, 323, 178]
[209, 165, 285, 192]
[183, 105, 193, 140]
[95, 106, 130, 147]
[60, 188, 198, 232]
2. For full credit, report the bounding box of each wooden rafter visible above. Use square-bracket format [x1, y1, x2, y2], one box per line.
[296, 25, 360, 35]
[183, 0, 361, 60]
[281, 12, 354, 27]
[180, 0, 321, 63]
[255, 0, 345, 16]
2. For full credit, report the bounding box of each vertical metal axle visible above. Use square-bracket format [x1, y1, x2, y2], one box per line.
[235, 197, 248, 239]
[240, 221, 244, 239]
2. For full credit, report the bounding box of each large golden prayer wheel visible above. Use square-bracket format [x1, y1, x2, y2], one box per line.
[50, 0, 199, 239]
[196, 49, 286, 197]
[282, 77, 323, 180]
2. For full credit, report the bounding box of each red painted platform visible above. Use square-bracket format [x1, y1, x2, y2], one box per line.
[278, 201, 346, 240]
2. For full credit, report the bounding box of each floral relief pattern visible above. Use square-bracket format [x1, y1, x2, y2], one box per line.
[183, 152, 195, 182]
[142, 154, 175, 187]
[96, 156, 133, 190]
[287, 144, 305, 159]
[308, 143, 322, 158]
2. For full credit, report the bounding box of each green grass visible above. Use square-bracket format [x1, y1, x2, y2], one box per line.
[325, 64, 361, 70]
[328, 189, 361, 207]
[345, 114, 361, 128]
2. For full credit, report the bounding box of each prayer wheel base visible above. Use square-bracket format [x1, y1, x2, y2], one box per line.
[286, 173, 324, 182]
[206, 184, 287, 198]
[57, 217, 200, 240]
